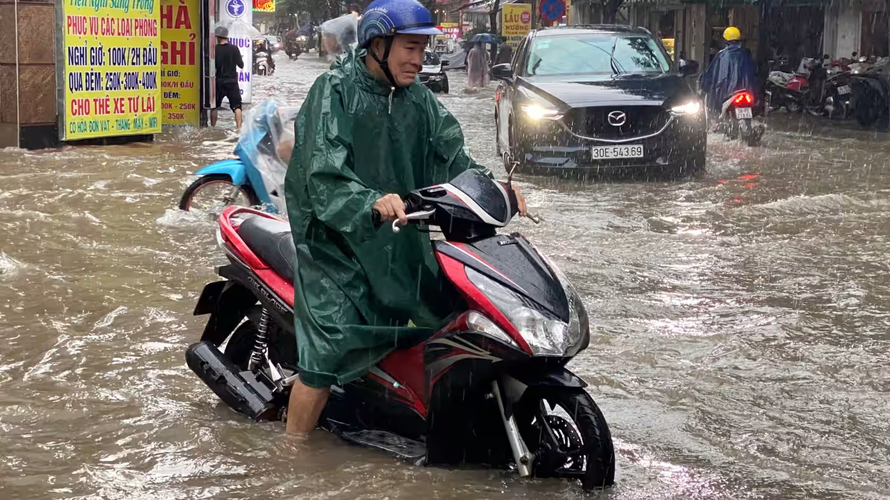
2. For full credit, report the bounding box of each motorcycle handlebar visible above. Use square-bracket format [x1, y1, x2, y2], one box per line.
[391, 209, 437, 234]
[371, 196, 427, 233]
[372, 187, 541, 233]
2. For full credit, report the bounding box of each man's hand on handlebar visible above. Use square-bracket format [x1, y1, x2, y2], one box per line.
[375, 185, 527, 229]
[373, 194, 408, 226]
[512, 185, 528, 217]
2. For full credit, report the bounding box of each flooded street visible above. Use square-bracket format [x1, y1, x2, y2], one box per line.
[2, 52, 890, 499]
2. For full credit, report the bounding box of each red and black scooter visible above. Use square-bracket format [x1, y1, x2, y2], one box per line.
[185, 169, 615, 490]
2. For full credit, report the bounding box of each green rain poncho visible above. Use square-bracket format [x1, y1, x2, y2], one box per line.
[284, 47, 489, 388]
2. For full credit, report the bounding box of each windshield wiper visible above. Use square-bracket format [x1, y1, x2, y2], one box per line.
[609, 35, 621, 75]
[577, 39, 624, 74]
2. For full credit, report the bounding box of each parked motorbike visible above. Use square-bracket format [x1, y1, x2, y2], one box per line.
[717, 89, 763, 146]
[179, 100, 297, 214]
[184, 168, 616, 491]
[765, 57, 819, 113]
[804, 63, 853, 119]
[851, 67, 890, 129]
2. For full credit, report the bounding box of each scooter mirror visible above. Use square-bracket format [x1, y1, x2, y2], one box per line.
[507, 161, 518, 186]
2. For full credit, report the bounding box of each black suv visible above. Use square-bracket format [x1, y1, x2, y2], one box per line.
[492, 26, 706, 175]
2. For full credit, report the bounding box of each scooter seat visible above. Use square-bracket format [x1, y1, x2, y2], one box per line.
[238, 216, 295, 283]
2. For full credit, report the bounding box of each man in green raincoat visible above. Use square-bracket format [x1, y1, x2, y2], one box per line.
[283, 0, 526, 436]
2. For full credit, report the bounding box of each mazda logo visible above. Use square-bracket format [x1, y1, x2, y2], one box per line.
[607, 111, 626, 127]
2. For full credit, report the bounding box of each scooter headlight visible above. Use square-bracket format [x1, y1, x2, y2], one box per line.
[466, 267, 587, 356]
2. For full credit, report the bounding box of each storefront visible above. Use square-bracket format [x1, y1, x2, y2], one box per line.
[823, 0, 890, 59]
[626, 1, 683, 57]
[761, 1, 825, 65]
[860, 0, 889, 56]
[625, 1, 708, 64]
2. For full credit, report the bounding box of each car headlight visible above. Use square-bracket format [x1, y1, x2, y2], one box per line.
[671, 101, 702, 116]
[429, 75, 443, 81]
[466, 267, 587, 356]
[521, 103, 563, 121]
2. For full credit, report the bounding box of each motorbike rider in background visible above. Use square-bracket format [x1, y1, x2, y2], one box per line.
[700, 27, 757, 123]
[284, 29, 302, 58]
[253, 39, 276, 74]
[281, 0, 527, 437]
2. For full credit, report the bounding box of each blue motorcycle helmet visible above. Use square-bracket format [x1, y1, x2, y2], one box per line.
[358, 0, 442, 87]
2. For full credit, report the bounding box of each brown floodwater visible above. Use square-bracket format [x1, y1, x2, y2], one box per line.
[1, 53, 889, 500]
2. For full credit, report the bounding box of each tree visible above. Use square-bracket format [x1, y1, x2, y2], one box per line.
[489, 0, 501, 61]
[278, 0, 346, 23]
[489, 0, 501, 35]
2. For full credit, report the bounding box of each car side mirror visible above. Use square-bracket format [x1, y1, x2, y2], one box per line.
[680, 60, 699, 76]
[491, 63, 513, 81]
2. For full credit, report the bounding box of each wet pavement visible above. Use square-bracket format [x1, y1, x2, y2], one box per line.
[2, 52, 890, 499]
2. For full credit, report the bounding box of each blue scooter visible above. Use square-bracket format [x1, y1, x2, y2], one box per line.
[179, 100, 298, 214]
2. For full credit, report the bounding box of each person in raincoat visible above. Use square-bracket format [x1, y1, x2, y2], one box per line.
[283, 0, 527, 436]
[466, 41, 491, 89]
[495, 37, 514, 66]
[699, 27, 757, 117]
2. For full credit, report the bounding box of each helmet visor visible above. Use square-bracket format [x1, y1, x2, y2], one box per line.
[396, 25, 443, 37]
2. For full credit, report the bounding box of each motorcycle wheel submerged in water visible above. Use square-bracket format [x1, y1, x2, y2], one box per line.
[179, 174, 259, 212]
[184, 170, 616, 491]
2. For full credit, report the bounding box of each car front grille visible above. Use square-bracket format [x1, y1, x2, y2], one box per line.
[566, 106, 670, 140]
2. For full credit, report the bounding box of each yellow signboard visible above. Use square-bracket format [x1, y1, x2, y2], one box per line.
[662, 38, 675, 58]
[62, 0, 161, 140]
[161, 0, 200, 127]
[438, 22, 459, 39]
[502, 3, 532, 49]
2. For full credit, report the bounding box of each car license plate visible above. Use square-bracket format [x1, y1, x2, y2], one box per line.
[838, 85, 851, 95]
[735, 107, 753, 119]
[591, 145, 644, 160]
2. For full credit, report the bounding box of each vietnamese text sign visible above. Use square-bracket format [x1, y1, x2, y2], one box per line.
[161, 0, 200, 127]
[502, 4, 532, 49]
[440, 22, 459, 40]
[217, 0, 253, 104]
[62, 0, 162, 140]
[253, 0, 274, 12]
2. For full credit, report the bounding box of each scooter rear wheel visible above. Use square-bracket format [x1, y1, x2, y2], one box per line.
[223, 318, 297, 373]
[179, 174, 259, 211]
[516, 388, 615, 490]
[223, 321, 260, 369]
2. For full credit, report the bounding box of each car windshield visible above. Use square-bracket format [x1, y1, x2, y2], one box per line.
[424, 51, 441, 65]
[526, 34, 670, 77]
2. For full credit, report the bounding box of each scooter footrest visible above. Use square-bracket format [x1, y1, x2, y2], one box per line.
[341, 429, 426, 462]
